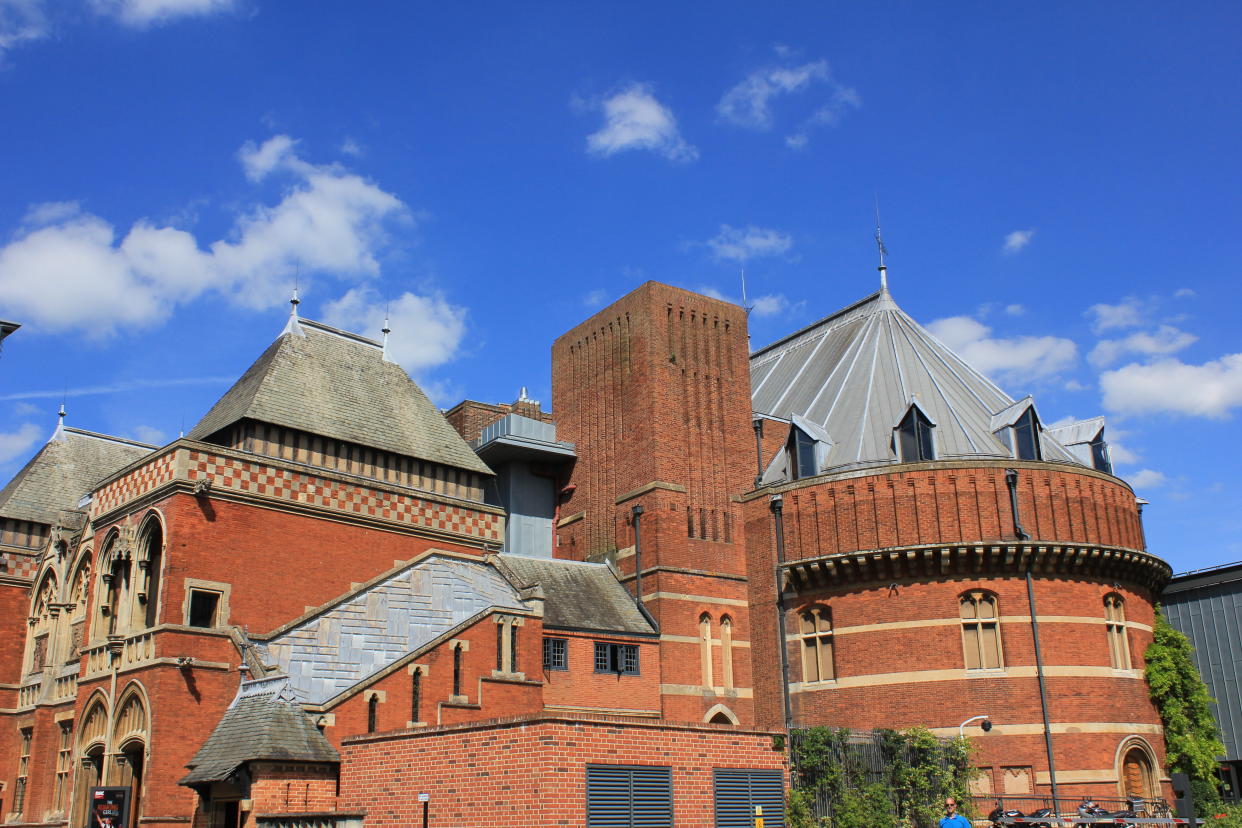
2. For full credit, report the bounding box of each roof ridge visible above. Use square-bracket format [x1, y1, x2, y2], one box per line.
[300, 317, 383, 349]
[751, 289, 886, 361]
[62, 427, 159, 450]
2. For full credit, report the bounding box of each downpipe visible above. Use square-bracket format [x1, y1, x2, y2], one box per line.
[770, 493, 797, 784]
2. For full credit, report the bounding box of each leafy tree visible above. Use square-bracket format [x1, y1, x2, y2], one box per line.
[1145, 606, 1226, 813]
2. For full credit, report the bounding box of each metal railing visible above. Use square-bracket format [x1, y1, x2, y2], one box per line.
[970, 794, 1185, 825]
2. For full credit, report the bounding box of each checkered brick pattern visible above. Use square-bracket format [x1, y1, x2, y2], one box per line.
[0, 550, 38, 580]
[92, 451, 176, 516]
[186, 451, 502, 542]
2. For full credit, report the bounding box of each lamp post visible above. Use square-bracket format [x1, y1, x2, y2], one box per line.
[958, 715, 993, 739]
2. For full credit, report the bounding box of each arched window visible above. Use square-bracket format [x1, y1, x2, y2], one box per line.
[112, 688, 148, 828]
[895, 403, 936, 462]
[699, 614, 714, 688]
[74, 697, 109, 828]
[63, 559, 91, 666]
[1012, 408, 1042, 461]
[960, 591, 1003, 670]
[27, 572, 58, 674]
[97, 534, 134, 638]
[138, 517, 163, 629]
[452, 643, 463, 697]
[1105, 594, 1131, 669]
[720, 615, 735, 691]
[1119, 740, 1158, 799]
[367, 693, 379, 733]
[798, 607, 834, 683]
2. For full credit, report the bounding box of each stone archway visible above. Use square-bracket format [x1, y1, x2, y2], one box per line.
[1116, 737, 1158, 799]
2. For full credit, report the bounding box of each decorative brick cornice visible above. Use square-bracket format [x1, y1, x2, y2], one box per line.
[782, 541, 1171, 593]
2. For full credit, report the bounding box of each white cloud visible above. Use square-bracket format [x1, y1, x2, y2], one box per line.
[90, 0, 235, 27]
[238, 134, 298, 181]
[1100, 354, 1242, 419]
[1108, 440, 1139, 466]
[130, 425, 166, 445]
[926, 316, 1078, 385]
[22, 200, 81, 227]
[1174, 287, 1196, 298]
[0, 422, 40, 464]
[321, 286, 467, 376]
[751, 294, 788, 317]
[1128, 468, 1167, 488]
[1089, 324, 1198, 368]
[0, 135, 406, 335]
[705, 224, 792, 263]
[585, 84, 697, 163]
[0, 0, 47, 62]
[340, 137, 364, 157]
[1002, 229, 1035, 254]
[12, 401, 39, 416]
[1087, 297, 1145, 333]
[717, 58, 859, 146]
[1005, 304, 1026, 316]
[582, 289, 608, 308]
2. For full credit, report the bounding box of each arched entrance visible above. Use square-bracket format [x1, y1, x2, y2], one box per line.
[1122, 747, 1156, 799]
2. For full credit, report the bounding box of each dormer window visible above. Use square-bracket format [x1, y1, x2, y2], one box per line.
[1012, 408, 1041, 461]
[895, 404, 935, 462]
[1090, 431, 1112, 474]
[787, 426, 818, 480]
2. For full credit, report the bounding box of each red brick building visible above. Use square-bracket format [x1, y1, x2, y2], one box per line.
[0, 276, 1170, 828]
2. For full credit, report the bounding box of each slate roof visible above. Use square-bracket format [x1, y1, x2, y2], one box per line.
[1046, 416, 1107, 467]
[495, 555, 656, 635]
[0, 426, 154, 526]
[750, 286, 1082, 476]
[257, 554, 527, 705]
[181, 677, 338, 786]
[188, 318, 490, 475]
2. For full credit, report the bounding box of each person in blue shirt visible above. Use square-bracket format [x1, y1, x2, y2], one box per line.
[940, 796, 971, 828]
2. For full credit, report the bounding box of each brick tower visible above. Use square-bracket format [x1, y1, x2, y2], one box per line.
[552, 282, 757, 724]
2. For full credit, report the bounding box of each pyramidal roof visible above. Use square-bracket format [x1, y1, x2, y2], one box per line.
[750, 285, 1081, 473]
[0, 426, 154, 527]
[188, 318, 491, 475]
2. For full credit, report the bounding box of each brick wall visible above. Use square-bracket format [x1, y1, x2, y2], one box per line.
[339, 715, 787, 828]
[250, 763, 339, 814]
[445, 398, 554, 444]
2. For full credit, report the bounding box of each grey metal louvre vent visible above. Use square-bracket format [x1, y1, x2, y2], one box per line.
[586, 764, 673, 827]
[713, 769, 786, 828]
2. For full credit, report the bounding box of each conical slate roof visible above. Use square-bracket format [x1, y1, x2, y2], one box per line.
[750, 286, 1080, 473]
[188, 318, 490, 475]
[0, 426, 154, 526]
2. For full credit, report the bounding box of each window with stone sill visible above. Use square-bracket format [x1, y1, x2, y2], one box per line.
[798, 607, 834, 683]
[1105, 593, 1131, 670]
[960, 591, 1004, 670]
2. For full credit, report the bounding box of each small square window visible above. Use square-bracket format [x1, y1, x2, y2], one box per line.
[188, 589, 221, 628]
[594, 642, 639, 675]
[543, 637, 568, 671]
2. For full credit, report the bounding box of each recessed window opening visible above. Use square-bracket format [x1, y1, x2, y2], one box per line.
[960, 591, 1003, 670]
[188, 589, 220, 628]
[1090, 432, 1112, 474]
[1012, 408, 1041, 461]
[543, 637, 567, 671]
[366, 694, 378, 733]
[594, 641, 639, 675]
[411, 669, 422, 722]
[699, 614, 713, 688]
[798, 607, 834, 682]
[1105, 594, 1131, 670]
[510, 622, 519, 672]
[452, 644, 462, 696]
[15, 727, 32, 816]
[896, 405, 936, 462]
[787, 426, 818, 480]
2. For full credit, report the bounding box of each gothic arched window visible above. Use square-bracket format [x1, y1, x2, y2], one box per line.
[960, 591, 1003, 670]
[1105, 594, 1131, 669]
[798, 607, 834, 683]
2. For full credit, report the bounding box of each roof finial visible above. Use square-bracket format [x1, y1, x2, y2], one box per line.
[518, 386, 530, 402]
[875, 196, 888, 294]
[51, 402, 66, 442]
[282, 282, 306, 338]
[381, 304, 394, 363]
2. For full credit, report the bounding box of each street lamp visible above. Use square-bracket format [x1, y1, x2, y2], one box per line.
[959, 715, 993, 738]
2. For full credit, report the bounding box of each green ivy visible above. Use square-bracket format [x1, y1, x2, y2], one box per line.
[1145, 606, 1226, 815]
[787, 726, 975, 828]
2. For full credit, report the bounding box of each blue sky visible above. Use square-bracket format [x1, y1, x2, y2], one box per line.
[0, 1, 1238, 572]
